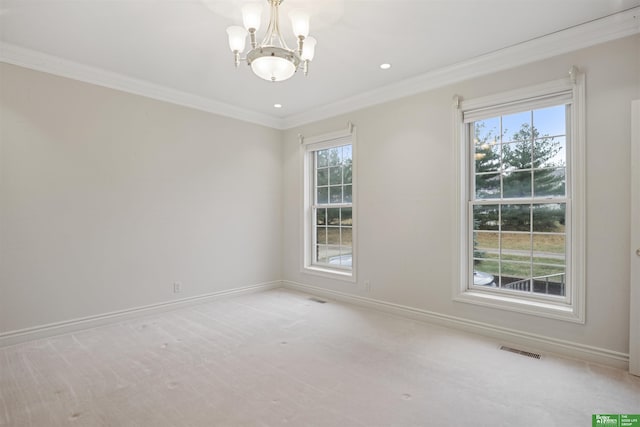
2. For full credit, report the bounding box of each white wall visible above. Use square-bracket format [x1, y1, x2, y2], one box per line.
[0, 63, 283, 333]
[282, 35, 640, 355]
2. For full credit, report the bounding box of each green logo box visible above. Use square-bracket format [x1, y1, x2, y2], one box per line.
[593, 415, 640, 427]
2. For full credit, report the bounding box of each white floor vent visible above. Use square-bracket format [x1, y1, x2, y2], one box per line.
[499, 345, 542, 359]
[309, 297, 327, 304]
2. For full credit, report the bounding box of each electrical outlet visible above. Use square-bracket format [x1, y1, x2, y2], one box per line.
[173, 282, 182, 293]
[364, 280, 371, 292]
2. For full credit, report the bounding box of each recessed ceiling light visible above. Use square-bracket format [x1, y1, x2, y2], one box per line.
[274, 103, 282, 108]
[380, 63, 392, 70]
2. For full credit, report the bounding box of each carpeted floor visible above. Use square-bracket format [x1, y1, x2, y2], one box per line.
[1, 288, 638, 426]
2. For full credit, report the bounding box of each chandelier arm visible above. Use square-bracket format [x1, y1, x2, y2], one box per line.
[249, 29, 257, 49]
[260, 0, 290, 50]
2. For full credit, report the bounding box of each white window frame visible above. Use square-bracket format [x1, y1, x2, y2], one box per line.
[453, 71, 586, 323]
[301, 124, 357, 282]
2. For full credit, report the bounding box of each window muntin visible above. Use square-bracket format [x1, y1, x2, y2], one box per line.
[470, 104, 570, 300]
[313, 145, 353, 269]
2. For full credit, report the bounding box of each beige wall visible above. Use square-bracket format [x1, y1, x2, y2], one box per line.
[1, 34, 638, 357]
[283, 35, 640, 354]
[0, 63, 283, 333]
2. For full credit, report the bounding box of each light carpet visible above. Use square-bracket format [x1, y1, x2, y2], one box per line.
[1, 289, 638, 426]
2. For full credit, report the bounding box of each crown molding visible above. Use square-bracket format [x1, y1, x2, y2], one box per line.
[0, 42, 285, 129]
[282, 6, 640, 129]
[1, 7, 638, 131]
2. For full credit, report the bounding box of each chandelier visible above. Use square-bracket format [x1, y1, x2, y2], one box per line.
[226, 0, 317, 82]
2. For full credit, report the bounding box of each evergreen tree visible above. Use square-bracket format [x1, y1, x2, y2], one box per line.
[474, 123, 501, 199]
[500, 123, 564, 231]
[473, 121, 565, 233]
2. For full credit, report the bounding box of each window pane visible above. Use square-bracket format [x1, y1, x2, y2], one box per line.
[502, 141, 532, 170]
[475, 141, 500, 173]
[475, 173, 501, 199]
[474, 118, 500, 144]
[533, 233, 565, 257]
[343, 185, 352, 203]
[327, 208, 340, 225]
[533, 105, 565, 137]
[341, 208, 352, 225]
[317, 150, 329, 168]
[474, 231, 499, 259]
[532, 203, 565, 233]
[501, 204, 531, 232]
[500, 262, 531, 291]
[328, 148, 341, 166]
[329, 167, 342, 185]
[501, 232, 531, 257]
[327, 227, 340, 245]
[534, 168, 565, 197]
[536, 136, 566, 168]
[532, 265, 565, 296]
[473, 205, 499, 231]
[503, 170, 532, 198]
[473, 260, 499, 287]
[329, 186, 342, 203]
[316, 245, 329, 263]
[316, 208, 326, 225]
[326, 245, 341, 264]
[342, 145, 352, 163]
[317, 187, 328, 204]
[316, 168, 328, 186]
[341, 227, 352, 245]
[502, 111, 531, 143]
[475, 231, 499, 251]
[336, 248, 352, 267]
[344, 164, 353, 184]
[316, 227, 327, 244]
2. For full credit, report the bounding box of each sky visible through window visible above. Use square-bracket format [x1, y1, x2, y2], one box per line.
[474, 105, 566, 168]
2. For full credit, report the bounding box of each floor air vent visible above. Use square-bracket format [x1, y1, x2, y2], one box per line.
[309, 297, 327, 304]
[499, 345, 541, 359]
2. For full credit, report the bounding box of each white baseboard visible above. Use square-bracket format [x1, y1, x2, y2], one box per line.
[3, 279, 629, 370]
[0, 281, 281, 347]
[282, 280, 629, 370]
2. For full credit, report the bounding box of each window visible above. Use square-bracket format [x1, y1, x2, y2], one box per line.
[454, 74, 585, 322]
[302, 125, 356, 280]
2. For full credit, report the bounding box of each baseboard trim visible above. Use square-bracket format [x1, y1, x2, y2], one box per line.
[0, 281, 281, 347]
[282, 280, 629, 370]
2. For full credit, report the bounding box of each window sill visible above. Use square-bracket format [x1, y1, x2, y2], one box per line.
[454, 289, 584, 323]
[303, 265, 355, 283]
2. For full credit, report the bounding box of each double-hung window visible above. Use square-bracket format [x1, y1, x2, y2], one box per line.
[302, 126, 356, 280]
[455, 74, 585, 322]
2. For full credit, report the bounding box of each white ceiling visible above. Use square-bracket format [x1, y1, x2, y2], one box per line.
[1, 0, 639, 128]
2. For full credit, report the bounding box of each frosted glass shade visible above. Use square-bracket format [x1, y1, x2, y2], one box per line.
[226, 26, 247, 52]
[251, 56, 296, 82]
[288, 9, 310, 37]
[242, 3, 263, 31]
[301, 36, 317, 61]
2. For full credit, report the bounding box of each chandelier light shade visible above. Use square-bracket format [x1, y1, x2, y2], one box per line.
[226, 0, 317, 82]
[226, 26, 248, 53]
